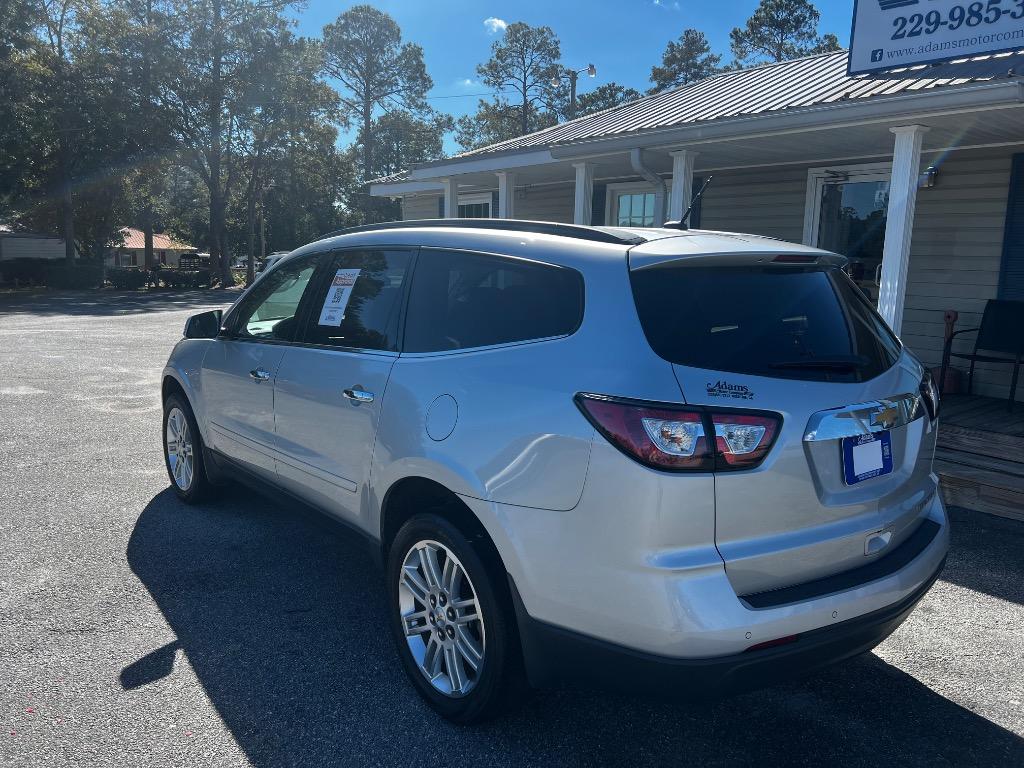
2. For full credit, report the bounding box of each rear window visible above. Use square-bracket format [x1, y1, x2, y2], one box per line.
[404, 249, 584, 353]
[629, 265, 901, 382]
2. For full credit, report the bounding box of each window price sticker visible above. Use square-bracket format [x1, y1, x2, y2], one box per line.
[317, 268, 360, 326]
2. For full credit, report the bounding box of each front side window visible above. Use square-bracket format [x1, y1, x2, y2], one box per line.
[231, 256, 317, 342]
[300, 249, 412, 351]
[404, 249, 584, 353]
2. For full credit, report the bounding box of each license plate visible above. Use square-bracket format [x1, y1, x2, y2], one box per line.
[842, 431, 893, 485]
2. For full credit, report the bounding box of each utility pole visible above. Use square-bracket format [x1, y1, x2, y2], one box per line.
[553, 64, 596, 121]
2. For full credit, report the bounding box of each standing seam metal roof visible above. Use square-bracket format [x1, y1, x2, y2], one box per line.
[451, 50, 1012, 159]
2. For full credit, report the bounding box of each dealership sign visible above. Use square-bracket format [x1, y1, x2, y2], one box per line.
[849, 0, 1024, 74]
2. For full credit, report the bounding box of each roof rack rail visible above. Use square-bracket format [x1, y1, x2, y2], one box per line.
[316, 218, 645, 246]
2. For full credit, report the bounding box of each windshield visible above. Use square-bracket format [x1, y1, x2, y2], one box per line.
[629, 264, 901, 382]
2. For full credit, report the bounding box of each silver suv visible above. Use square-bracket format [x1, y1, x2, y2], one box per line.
[162, 220, 949, 723]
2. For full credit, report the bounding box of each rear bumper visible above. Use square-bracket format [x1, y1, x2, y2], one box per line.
[510, 553, 945, 696]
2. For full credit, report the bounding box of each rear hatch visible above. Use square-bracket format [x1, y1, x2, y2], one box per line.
[629, 245, 939, 596]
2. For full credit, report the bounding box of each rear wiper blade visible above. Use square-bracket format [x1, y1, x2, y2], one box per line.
[769, 356, 869, 371]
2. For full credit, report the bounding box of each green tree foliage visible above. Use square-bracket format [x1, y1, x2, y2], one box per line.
[476, 22, 561, 137]
[575, 82, 642, 117]
[232, 33, 341, 281]
[650, 29, 721, 92]
[730, 0, 839, 66]
[89, 0, 178, 269]
[811, 33, 842, 55]
[0, 1, 453, 283]
[0, 1, 42, 205]
[347, 110, 454, 222]
[455, 98, 556, 152]
[261, 125, 356, 251]
[323, 4, 432, 189]
[3, 0, 155, 262]
[154, 0, 303, 285]
[355, 111, 455, 181]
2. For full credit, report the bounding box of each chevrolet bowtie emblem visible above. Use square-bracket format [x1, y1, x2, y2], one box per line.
[871, 405, 899, 430]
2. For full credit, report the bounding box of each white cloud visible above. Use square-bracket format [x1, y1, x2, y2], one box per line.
[455, 78, 479, 88]
[483, 17, 508, 35]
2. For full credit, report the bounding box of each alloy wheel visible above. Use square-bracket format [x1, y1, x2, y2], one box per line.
[165, 406, 194, 491]
[397, 539, 485, 698]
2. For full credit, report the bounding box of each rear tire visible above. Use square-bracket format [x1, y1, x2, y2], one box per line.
[162, 393, 211, 504]
[387, 513, 525, 724]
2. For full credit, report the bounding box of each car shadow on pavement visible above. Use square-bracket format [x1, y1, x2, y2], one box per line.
[940, 506, 1024, 605]
[125, 488, 1024, 767]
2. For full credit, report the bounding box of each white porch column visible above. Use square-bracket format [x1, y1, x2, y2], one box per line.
[878, 125, 928, 335]
[496, 171, 516, 218]
[573, 162, 595, 225]
[442, 177, 458, 219]
[668, 150, 697, 223]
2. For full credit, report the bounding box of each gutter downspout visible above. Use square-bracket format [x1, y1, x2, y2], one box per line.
[630, 148, 667, 226]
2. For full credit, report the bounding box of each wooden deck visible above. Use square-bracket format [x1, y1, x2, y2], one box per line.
[935, 394, 1024, 522]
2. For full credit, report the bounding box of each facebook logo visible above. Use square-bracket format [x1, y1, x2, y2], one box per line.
[871, 48, 884, 62]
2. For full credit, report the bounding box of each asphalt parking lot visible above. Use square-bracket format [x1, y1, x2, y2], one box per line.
[1, 289, 1022, 767]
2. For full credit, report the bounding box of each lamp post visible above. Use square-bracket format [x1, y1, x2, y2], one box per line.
[552, 63, 596, 120]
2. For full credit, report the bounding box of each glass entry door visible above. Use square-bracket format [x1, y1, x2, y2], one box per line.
[808, 167, 890, 306]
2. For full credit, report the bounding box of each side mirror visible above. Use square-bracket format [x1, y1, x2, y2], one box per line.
[183, 309, 224, 339]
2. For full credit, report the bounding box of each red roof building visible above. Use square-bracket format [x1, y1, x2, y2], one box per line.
[107, 228, 196, 268]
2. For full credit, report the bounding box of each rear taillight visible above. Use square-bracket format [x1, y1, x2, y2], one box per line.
[575, 394, 780, 472]
[712, 412, 780, 469]
[574, 395, 713, 471]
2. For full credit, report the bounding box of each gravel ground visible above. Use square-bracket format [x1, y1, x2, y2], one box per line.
[1, 289, 1022, 768]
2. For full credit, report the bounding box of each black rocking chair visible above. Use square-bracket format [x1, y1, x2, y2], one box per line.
[939, 299, 1024, 412]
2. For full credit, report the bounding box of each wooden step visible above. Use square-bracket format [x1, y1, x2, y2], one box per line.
[935, 449, 1024, 522]
[937, 422, 1024, 463]
[935, 447, 1024, 477]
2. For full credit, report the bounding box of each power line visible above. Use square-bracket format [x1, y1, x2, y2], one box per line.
[425, 90, 511, 100]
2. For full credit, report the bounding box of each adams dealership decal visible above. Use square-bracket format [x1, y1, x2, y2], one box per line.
[849, 0, 1024, 74]
[706, 381, 755, 401]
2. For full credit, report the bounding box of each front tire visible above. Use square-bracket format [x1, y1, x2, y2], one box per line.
[387, 513, 524, 723]
[162, 393, 210, 504]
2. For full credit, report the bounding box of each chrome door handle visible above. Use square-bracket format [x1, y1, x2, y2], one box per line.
[249, 368, 272, 383]
[343, 388, 374, 403]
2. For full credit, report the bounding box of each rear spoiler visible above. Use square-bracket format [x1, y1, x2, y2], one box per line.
[628, 250, 848, 270]
[627, 230, 846, 271]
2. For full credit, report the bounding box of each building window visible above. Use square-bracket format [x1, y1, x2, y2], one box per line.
[458, 202, 490, 218]
[616, 192, 656, 227]
[606, 183, 673, 228]
[457, 192, 491, 218]
[804, 163, 891, 307]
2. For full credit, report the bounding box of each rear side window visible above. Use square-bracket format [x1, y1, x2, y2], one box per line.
[630, 265, 901, 382]
[300, 249, 412, 351]
[404, 249, 584, 353]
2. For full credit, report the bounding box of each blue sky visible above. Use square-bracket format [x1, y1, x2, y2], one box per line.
[293, 1, 856, 151]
